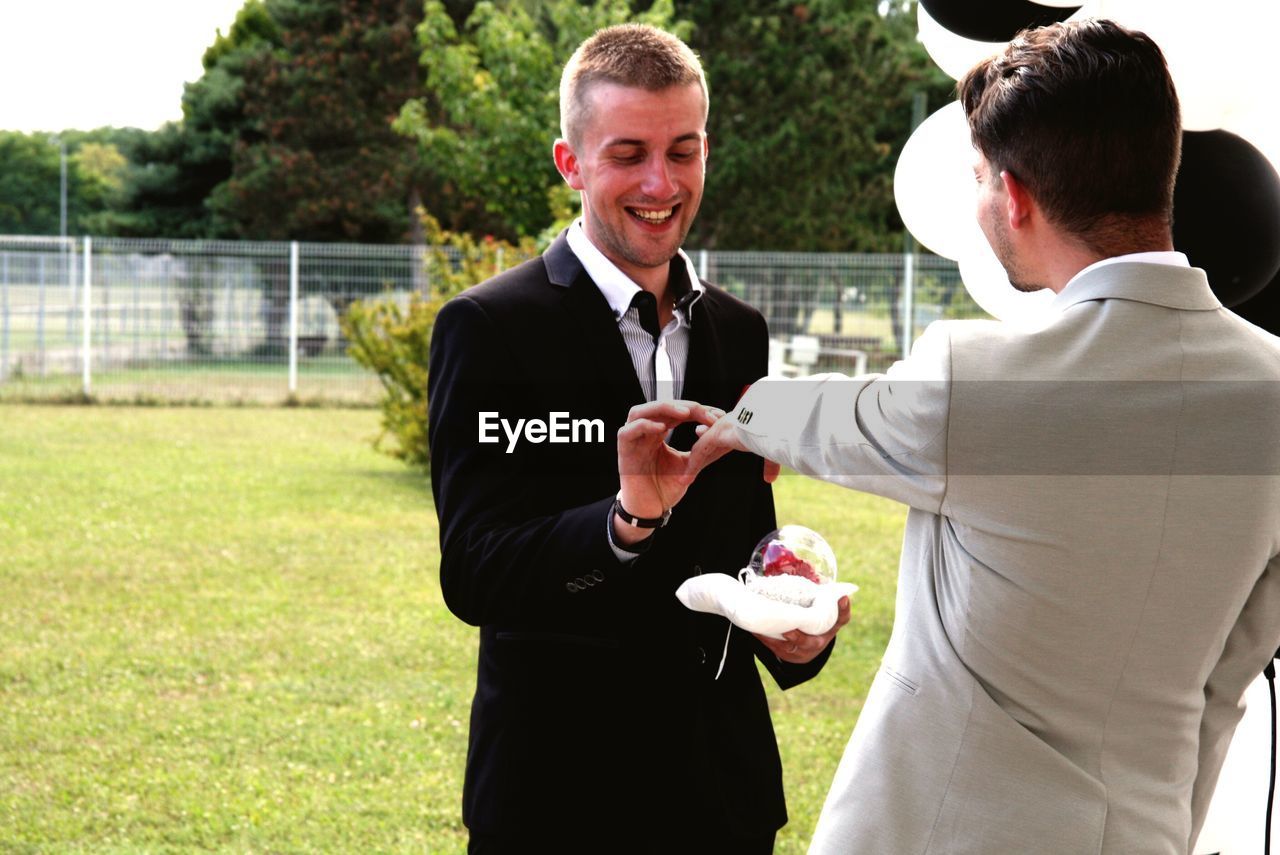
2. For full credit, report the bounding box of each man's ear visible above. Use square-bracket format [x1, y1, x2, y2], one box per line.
[1000, 169, 1035, 230]
[553, 139, 584, 191]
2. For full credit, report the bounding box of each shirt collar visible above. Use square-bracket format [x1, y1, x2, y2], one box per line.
[566, 218, 703, 324]
[1062, 250, 1190, 294]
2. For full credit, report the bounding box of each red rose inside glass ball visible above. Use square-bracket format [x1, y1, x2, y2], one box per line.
[761, 542, 823, 585]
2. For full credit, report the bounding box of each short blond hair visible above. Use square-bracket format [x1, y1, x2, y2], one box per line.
[559, 23, 708, 145]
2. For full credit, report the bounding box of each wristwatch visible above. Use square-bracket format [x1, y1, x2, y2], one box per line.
[612, 495, 671, 529]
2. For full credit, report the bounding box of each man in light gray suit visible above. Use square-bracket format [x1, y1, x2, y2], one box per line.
[684, 19, 1280, 854]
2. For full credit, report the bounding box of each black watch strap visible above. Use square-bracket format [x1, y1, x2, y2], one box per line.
[613, 495, 671, 529]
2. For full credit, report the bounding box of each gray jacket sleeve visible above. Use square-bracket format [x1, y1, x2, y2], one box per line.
[729, 321, 953, 514]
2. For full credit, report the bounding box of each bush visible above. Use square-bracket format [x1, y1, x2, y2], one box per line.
[342, 293, 436, 465]
[342, 212, 537, 467]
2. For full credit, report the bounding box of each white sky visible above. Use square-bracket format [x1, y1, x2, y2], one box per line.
[0, 0, 249, 133]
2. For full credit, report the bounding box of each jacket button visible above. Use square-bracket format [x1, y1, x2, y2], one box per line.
[697, 646, 707, 665]
[590, 569, 605, 582]
[584, 575, 597, 587]
[693, 564, 703, 575]
[566, 581, 580, 593]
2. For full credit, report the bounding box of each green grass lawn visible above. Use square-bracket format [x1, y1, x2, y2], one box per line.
[0, 357, 381, 406]
[0, 405, 905, 853]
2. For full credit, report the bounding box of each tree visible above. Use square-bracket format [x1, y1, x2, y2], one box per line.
[215, 0, 427, 243]
[100, 0, 281, 239]
[69, 142, 129, 231]
[188, 0, 431, 353]
[0, 130, 140, 236]
[394, 0, 947, 255]
[681, 0, 952, 253]
[673, 0, 952, 354]
[0, 133, 63, 235]
[395, 0, 685, 241]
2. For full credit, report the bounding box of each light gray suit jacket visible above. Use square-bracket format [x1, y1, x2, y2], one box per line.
[731, 262, 1280, 854]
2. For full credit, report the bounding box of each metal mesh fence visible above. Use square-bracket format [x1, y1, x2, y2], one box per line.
[0, 236, 981, 405]
[703, 250, 985, 375]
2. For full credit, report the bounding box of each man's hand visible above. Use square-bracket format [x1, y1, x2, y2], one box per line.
[754, 596, 851, 664]
[690, 410, 781, 483]
[614, 400, 719, 546]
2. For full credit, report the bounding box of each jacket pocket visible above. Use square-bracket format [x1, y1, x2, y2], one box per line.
[883, 663, 920, 695]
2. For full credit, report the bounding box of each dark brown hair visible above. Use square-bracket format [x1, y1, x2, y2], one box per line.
[958, 19, 1181, 253]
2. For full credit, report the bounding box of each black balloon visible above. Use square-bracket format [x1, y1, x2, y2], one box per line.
[1173, 130, 1280, 309]
[919, 0, 1081, 43]
[1231, 268, 1280, 335]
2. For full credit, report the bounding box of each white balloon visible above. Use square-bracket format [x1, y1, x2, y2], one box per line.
[894, 101, 980, 261]
[917, 3, 1005, 82]
[1211, 2, 1280, 143]
[1081, 0, 1240, 130]
[918, 0, 1095, 83]
[958, 240, 1058, 326]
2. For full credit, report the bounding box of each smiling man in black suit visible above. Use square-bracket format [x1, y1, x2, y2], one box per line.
[427, 23, 848, 855]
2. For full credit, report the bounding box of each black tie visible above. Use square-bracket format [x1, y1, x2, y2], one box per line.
[630, 291, 661, 342]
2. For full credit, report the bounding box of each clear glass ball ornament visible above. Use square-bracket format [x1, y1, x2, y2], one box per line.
[744, 526, 837, 606]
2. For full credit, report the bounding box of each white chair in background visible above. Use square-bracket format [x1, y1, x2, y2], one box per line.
[767, 337, 794, 377]
[788, 334, 821, 376]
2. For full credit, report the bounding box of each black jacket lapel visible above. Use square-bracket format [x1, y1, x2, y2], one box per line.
[670, 290, 728, 451]
[545, 233, 647, 415]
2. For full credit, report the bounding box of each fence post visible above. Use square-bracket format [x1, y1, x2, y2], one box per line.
[698, 249, 708, 282]
[1, 252, 9, 382]
[37, 254, 46, 375]
[289, 241, 299, 394]
[132, 267, 141, 364]
[100, 255, 110, 372]
[82, 236, 92, 395]
[901, 251, 915, 358]
[65, 237, 75, 342]
[160, 257, 169, 357]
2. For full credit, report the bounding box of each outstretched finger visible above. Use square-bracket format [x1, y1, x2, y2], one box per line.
[763, 459, 781, 483]
[626, 400, 689, 426]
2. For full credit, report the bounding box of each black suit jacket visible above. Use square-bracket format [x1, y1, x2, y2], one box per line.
[428, 234, 832, 844]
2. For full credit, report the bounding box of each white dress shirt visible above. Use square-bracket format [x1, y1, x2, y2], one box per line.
[566, 218, 703, 402]
[565, 219, 705, 558]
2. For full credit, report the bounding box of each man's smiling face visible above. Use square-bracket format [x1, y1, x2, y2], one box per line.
[559, 81, 707, 280]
